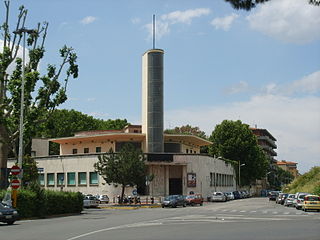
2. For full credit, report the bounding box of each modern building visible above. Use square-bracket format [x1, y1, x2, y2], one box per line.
[251, 128, 277, 165]
[8, 46, 237, 198]
[276, 160, 299, 178]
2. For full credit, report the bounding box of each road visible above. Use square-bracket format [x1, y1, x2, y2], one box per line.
[0, 198, 319, 240]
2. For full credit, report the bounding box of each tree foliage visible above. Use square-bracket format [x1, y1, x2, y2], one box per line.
[225, 0, 320, 10]
[209, 120, 268, 186]
[94, 144, 146, 203]
[0, 2, 78, 188]
[164, 124, 207, 139]
[267, 165, 294, 190]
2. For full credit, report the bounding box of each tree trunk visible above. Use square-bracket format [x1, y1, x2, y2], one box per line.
[0, 124, 9, 189]
[120, 184, 126, 204]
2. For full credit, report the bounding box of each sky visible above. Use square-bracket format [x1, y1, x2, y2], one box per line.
[1, 0, 320, 173]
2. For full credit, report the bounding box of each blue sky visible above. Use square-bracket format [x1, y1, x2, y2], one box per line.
[2, 0, 320, 173]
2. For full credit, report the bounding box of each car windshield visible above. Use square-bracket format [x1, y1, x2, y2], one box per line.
[0, 203, 10, 210]
[214, 192, 222, 196]
[165, 196, 178, 201]
[305, 196, 320, 201]
[186, 195, 195, 199]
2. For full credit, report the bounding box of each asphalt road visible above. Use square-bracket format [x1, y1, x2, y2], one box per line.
[1, 198, 319, 240]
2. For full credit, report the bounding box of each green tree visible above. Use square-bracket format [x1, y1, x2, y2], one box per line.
[0, 2, 78, 189]
[94, 144, 146, 203]
[267, 166, 294, 190]
[209, 120, 269, 186]
[225, 0, 319, 10]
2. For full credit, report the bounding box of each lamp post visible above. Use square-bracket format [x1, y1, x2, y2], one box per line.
[238, 162, 245, 190]
[13, 28, 37, 180]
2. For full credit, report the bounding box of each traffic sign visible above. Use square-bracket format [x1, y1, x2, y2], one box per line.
[11, 165, 21, 175]
[11, 179, 20, 189]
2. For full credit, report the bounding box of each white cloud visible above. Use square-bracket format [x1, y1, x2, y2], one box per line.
[144, 8, 210, 39]
[161, 8, 211, 24]
[165, 74, 320, 173]
[246, 0, 320, 44]
[210, 13, 239, 31]
[224, 80, 249, 94]
[262, 70, 320, 95]
[131, 17, 141, 24]
[80, 16, 97, 25]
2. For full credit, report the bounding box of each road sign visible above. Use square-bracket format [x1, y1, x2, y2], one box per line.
[11, 179, 20, 189]
[11, 165, 21, 175]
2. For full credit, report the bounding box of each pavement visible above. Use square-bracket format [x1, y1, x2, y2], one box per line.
[97, 203, 161, 210]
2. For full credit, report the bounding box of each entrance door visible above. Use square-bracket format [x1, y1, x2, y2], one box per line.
[169, 178, 182, 195]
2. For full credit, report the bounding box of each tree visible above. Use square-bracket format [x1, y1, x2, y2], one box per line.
[0, 2, 78, 189]
[164, 124, 207, 139]
[268, 166, 294, 190]
[209, 120, 269, 186]
[94, 144, 146, 203]
[225, 0, 319, 10]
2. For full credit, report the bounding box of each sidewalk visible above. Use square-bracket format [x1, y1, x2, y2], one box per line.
[98, 203, 161, 210]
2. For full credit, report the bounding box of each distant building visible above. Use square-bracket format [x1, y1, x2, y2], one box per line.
[251, 128, 277, 165]
[276, 160, 299, 178]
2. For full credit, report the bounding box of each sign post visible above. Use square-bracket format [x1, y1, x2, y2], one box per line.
[11, 179, 20, 208]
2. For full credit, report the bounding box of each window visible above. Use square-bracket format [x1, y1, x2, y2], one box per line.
[78, 172, 87, 185]
[84, 148, 89, 153]
[96, 147, 101, 153]
[38, 174, 45, 186]
[57, 173, 65, 186]
[67, 172, 76, 185]
[72, 149, 78, 154]
[186, 149, 189, 153]
[89, 172, 98, 185]
[47, 173, 55, 186]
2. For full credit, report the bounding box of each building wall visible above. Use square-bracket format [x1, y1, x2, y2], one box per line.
[31, 138, 49, 157]
[60, 141, 115, 155]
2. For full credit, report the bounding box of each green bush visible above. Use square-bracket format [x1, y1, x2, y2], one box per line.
[0, 188, 83, 218]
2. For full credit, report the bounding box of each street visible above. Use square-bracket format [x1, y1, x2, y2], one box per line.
[0, 198, 319, 240]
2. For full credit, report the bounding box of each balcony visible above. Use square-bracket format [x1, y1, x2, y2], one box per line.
[258, 136, 277, 149]
[145, 153, 173, 162]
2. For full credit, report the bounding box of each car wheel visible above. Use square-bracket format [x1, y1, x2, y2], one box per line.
[200, 202, 203, 206]
[183, 203, 186, 207]
[191, 202, 194, 207]
[7, 221, 15, 225]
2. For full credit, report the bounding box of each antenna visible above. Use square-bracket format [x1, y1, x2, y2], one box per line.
[153, 14, 156, 49]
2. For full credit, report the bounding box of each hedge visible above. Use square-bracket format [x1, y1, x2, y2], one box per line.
[0, 188, 83, 218]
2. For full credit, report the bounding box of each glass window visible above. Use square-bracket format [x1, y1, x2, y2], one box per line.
[89, 172, 98, 185]
[67, 172, 76, 185]
[78, 172, 87, 185]
[72, 149, 78, 154]
[96, 147, 101, 153]
[38, 173, 45, 186]
[47, 173, 55, 186]
[57, 173, 65, 186]
[84, 148, 89, 153]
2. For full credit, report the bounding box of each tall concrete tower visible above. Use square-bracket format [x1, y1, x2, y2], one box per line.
[142, 49, 164, 153]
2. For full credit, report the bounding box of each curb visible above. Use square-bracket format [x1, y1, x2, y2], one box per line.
[98, 204, 161, 210]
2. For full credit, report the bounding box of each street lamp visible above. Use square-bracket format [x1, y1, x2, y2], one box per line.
[238, 162, 245, 190]
[13, 28, 37, 180]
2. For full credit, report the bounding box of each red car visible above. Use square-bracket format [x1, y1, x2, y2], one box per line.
[185, 194, 203, 206]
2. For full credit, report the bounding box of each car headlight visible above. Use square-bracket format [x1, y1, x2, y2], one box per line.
[0, 212, 3, 216]
[13, 211, 18, 215]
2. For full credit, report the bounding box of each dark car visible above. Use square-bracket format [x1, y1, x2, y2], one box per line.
[162, 195, 186, 208]
[185, 194, 203, 206]
[233, 191, 241, 199]
[268, 191, 279, 201]
[0, 203, 19, 225]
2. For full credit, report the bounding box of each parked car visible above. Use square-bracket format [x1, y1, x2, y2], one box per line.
[276, 193, 288, 205]
[0, 202, 19, 225]
[224, 192, 235, 201]
[268, 191, 279, 201]
[293, 192, 310, 210]
[162, 195, 186, 208]
[185, 194, 203, 206]
[208, 192, 227, 202]
[96, 194, 109, 204]
[232, 191, 241, 199]
[284, 194, 295, 207]
[83, 195, 99, 208]
[302, 195, 320, 212]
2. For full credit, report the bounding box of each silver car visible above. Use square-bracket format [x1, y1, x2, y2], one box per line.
[284, 194, 295, 207]
[293, 192, 310, 210]
[96, 194, 109, 204]
[208, 192, 227, 202]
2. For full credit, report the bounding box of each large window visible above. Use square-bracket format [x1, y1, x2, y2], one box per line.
[89, 172, 98, 185]
[96, 147, 101, 153]
[57, 173, 65, 186]
[72, 149, 78, 154]
[78, 172, 87, 185]
[67, 172, 76, 185]
[38, 174, 45, 186]
[84, 148, 89, 153]
[47, 173, 55, 186]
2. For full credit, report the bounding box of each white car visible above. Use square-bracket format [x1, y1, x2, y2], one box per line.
[284, 194, 295, 207]
[96, 194, 109, 204]
[208, 192, 227, 202]
[224, 192, 235, 200]
[83, 195, 99, 208]
[293, 192, 310, 210]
